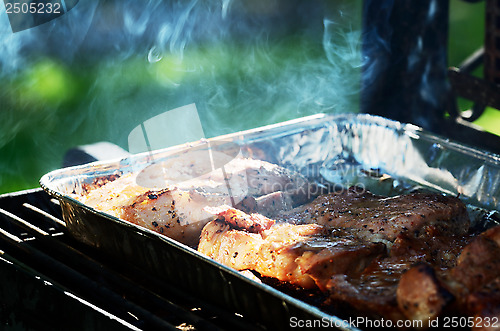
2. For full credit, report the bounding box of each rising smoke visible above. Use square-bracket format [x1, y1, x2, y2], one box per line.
[0, 0, 363, 192]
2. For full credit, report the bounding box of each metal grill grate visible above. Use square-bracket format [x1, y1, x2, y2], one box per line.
[0, 189, 261, 331]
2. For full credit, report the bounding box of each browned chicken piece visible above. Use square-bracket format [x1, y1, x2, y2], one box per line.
[396, 263, 453, 326]
[199, 206, 385, 291]
[121, 188, 229, 246]
[76, 157, 313, 246]
[279, 187, 470, 243]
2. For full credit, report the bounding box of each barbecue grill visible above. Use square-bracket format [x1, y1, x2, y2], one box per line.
[1, 1, 500, 330]
[0, 188, 262, 330]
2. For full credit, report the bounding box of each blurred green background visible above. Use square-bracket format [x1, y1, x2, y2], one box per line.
[0, 0, 498, 194]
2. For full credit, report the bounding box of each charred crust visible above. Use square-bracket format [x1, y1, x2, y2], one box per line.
[139, 189, 171, 202]
[80, 173, 122, 195]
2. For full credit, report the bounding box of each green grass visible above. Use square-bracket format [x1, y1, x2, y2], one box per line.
[473, 107, 500, 136]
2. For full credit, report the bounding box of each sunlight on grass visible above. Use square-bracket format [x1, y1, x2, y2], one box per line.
[473, 107, 500, 136]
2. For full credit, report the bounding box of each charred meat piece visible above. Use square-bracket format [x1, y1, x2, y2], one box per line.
[449, 236, 500, 296]
[325, 272, 405, 323]
[383, 225, 500, 326]
[199, 206, 385, 290]
[467, 277, 500, 322]
[324, 231, 471, 324]
[396, 263, 453, 325]
[389, 233, 472, 270]
[444, 225, 500, 306]
[279, 187, 470, 243]
[205, 205, 275, 233]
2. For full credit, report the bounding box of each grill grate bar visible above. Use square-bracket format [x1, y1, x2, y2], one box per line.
[62, 291, 143, 331]
[22, 203, 67, 227]
[0, 226, 22, 243]
[0, 208, 49, 236]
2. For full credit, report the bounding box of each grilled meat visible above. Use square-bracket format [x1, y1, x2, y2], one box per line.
[197, 191, 493, 328]
[325, 232, 471, 324]
[442, 225, 500, 315]
[279, 187, 470, 243]
[77, 152, 497, 328]
[199, 205, 385, 290]
[396, 263, 454, 325]
[75, 157, 312, 246]
[448, 234, 500, 297]
[387, 225, 500, 326]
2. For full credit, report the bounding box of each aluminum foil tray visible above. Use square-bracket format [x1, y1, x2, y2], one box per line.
[40, 113, 500, 330]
